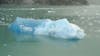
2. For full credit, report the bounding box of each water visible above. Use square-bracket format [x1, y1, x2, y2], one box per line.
[0, 5, 100, 56]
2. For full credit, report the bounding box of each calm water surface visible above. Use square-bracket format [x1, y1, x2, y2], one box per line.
[0, 5, 100, 56]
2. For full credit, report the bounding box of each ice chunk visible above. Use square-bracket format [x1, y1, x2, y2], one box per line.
[9, 17, 85, 39]
[9, 17, 45, 34]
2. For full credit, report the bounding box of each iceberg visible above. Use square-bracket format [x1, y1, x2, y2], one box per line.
[9, 17, 85, 39]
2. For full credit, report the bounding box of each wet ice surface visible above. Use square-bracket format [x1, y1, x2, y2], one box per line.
[9, 17, 85, 41]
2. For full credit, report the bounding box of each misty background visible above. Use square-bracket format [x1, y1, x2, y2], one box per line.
[0, 0, 89, 5]
[0, 0, 100, 5]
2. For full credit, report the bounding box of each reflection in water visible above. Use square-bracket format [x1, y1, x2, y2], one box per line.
[1, 28, 80, 56]
[11, 31, 80, 48]
[41, 36, 80, 48]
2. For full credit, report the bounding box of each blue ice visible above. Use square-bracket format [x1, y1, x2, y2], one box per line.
[9, 17, 85, 40]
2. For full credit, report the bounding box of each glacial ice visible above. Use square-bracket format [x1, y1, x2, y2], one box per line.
[9, 17, 85, 39]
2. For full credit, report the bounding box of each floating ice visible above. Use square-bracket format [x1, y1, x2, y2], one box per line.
[3, 43, 7, 47]
[9, 17, 85, 39]
[48, 11, 55, 13]
[1, 18, 5, 20]
[8, 54, 12, 56]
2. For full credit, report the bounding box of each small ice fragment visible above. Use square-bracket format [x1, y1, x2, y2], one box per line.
[8, 54, 12, 56]
[1, 18, 5, 20]
[31, 8, 35, 10]
[80, 17, 85, 20]
[77, 15, 81, 17]
[96, 13, 100, 15]
[10, 15, 13, 16]
[88, 22, 93, 26]
[48, 11, 55, 13]
[3, 43, 7, 47]
[83, 9, 87, 12]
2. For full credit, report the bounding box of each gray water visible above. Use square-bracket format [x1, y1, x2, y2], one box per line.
[0, 5, 100, 56]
